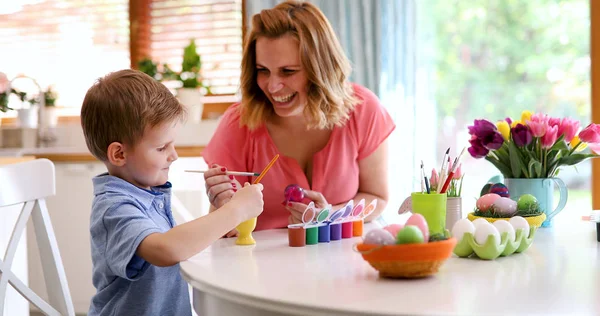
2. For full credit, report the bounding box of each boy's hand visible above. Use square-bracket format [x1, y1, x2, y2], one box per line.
[228, 182, 264, 222]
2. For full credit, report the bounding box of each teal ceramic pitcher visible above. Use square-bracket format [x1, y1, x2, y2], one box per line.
[488, 176, 568, 227]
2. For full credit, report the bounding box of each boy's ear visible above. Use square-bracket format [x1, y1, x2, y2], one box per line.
[106, 142, 126, 167]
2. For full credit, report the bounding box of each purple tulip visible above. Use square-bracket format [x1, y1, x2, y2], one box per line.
[468, 136, 490, 158]
[467, 119, 504, 150]
[505, 117, 512, 125]
[511, 123, 533, 147]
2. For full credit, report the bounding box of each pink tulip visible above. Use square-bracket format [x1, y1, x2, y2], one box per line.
[453, 164, 462, 179]
[541, 125, 558, 149]
[579, 123, 600, 144]
[528, 121, 547, 138]
[430, 168, 439, 188]
[588, 143, 600, 155]
[548, 117, 561, 128]
[558, 118, 580, 142]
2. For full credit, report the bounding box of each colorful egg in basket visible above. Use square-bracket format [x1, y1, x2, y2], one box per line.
[355, 238, 457, 279]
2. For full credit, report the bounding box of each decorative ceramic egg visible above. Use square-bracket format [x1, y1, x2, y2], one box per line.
[480, 182, 493, 196]
[474, 222, 501, 246]
[405, 213, 429, 242]
[363, 229, 396, 245]
[492, 197, 517, 216]
[509, 216, 530, 238]
[476, 193, 501, 212]
[396, 226, 425, 244]
[517, 194, 538, 211]
[493, 220, 516, 242]
[451, 218, 475, 241]
[489, 183, 510, 197]
[383, 224, 404, 237]
[284, 184, 304, 202]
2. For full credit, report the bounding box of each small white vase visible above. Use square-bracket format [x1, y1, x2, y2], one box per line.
[446, 197, 462, 230]
[176, 88, 204, 123]
[17, 107, 38, 128]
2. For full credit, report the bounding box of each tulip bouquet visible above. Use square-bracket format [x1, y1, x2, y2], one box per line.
[467, 111, 600, 178]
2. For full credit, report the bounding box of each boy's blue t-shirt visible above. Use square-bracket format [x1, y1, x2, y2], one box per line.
[88, 173, 191, 316]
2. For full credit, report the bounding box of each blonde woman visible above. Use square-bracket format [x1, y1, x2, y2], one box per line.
[203, 0, 395, 234]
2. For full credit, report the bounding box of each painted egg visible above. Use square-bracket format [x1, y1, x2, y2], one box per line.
[405, 213, 429, 242]
[396, 226, 425, 244]
[492, 197, 518, 217]
[363, 228, 396, 245]
[517, 194, 538, 211]
[493, 220, 516, 242]
[480, 182, 493, 196]
[451, 218, 475, 241]
[284, 184, 304, 202]
[383, 224, 404, 237]
[489, 183, 510, 197]
[509, 216, 530, 238]
[476, 193, 501, 212]
[474, 222, 500, 246]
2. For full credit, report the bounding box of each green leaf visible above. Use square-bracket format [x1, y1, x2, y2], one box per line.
[485, 156, 513, 177]
[558, 153, 597, 166]
[528, 159, 543, 178]
[508, 141, 524, 178]
[549, 136, 569, 152]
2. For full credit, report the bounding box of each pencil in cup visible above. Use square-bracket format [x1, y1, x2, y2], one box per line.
[185, 170, 261, 177]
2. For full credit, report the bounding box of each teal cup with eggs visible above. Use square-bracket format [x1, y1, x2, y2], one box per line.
[504, 178, 568, 228]
[410, 192, 447, 236]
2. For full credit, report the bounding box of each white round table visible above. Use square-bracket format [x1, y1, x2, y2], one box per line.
[180, 219, 600, 316]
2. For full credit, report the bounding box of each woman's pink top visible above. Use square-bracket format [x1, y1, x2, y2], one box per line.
[202, 84, 396, 231]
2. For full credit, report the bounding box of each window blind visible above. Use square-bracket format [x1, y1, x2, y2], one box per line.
[0, 0, 130, 109]
[150, 0, 243, 95]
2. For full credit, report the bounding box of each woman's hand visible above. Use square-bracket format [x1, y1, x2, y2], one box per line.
[203, 164, 241, 209]
[285, 189, 328, 224]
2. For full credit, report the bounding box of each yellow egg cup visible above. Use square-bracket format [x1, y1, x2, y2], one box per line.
[467, 212, 546, 228]
[235, 217, 257, 245]
[453, 226, 537, 260]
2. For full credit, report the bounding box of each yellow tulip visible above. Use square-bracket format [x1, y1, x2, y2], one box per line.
[511, 120, 523, 128]
[570, 135, 587, 151]
[521, 110, 533, 124]
[496, 120, 510, 140]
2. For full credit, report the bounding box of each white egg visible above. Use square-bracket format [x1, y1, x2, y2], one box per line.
[474, 222, 500, 246]
[472, 218, 490, 228]
[509, 216, 530, 238]
[493, 220, 516, 242]
[451, 219, 475, 241]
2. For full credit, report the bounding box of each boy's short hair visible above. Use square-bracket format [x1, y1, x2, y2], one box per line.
[81, 69, 186, 161]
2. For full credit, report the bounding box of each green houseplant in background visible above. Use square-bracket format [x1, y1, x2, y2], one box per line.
[137, 39, 209, 122]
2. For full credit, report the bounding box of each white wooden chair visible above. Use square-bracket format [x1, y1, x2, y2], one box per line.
[0, 159, 75, 316]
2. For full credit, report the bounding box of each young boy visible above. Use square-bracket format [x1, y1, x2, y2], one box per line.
[80, 69, 264, 316]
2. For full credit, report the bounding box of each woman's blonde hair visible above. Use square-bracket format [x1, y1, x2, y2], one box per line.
[239, 0, 359, 130]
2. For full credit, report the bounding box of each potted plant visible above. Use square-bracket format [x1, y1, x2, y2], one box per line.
[175, 39, 208, 122]
[467, 111, 600, 227]
[137, 39, 210, 122]
[430, 164, 464, 231]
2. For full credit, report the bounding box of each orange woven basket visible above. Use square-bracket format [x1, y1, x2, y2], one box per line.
[356, 238, 457, 278]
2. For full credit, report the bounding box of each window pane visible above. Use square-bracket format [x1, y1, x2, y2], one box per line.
[0, 0, 130, 109]
[419, 0, 591, 218]
[150, 0, 242, 95]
